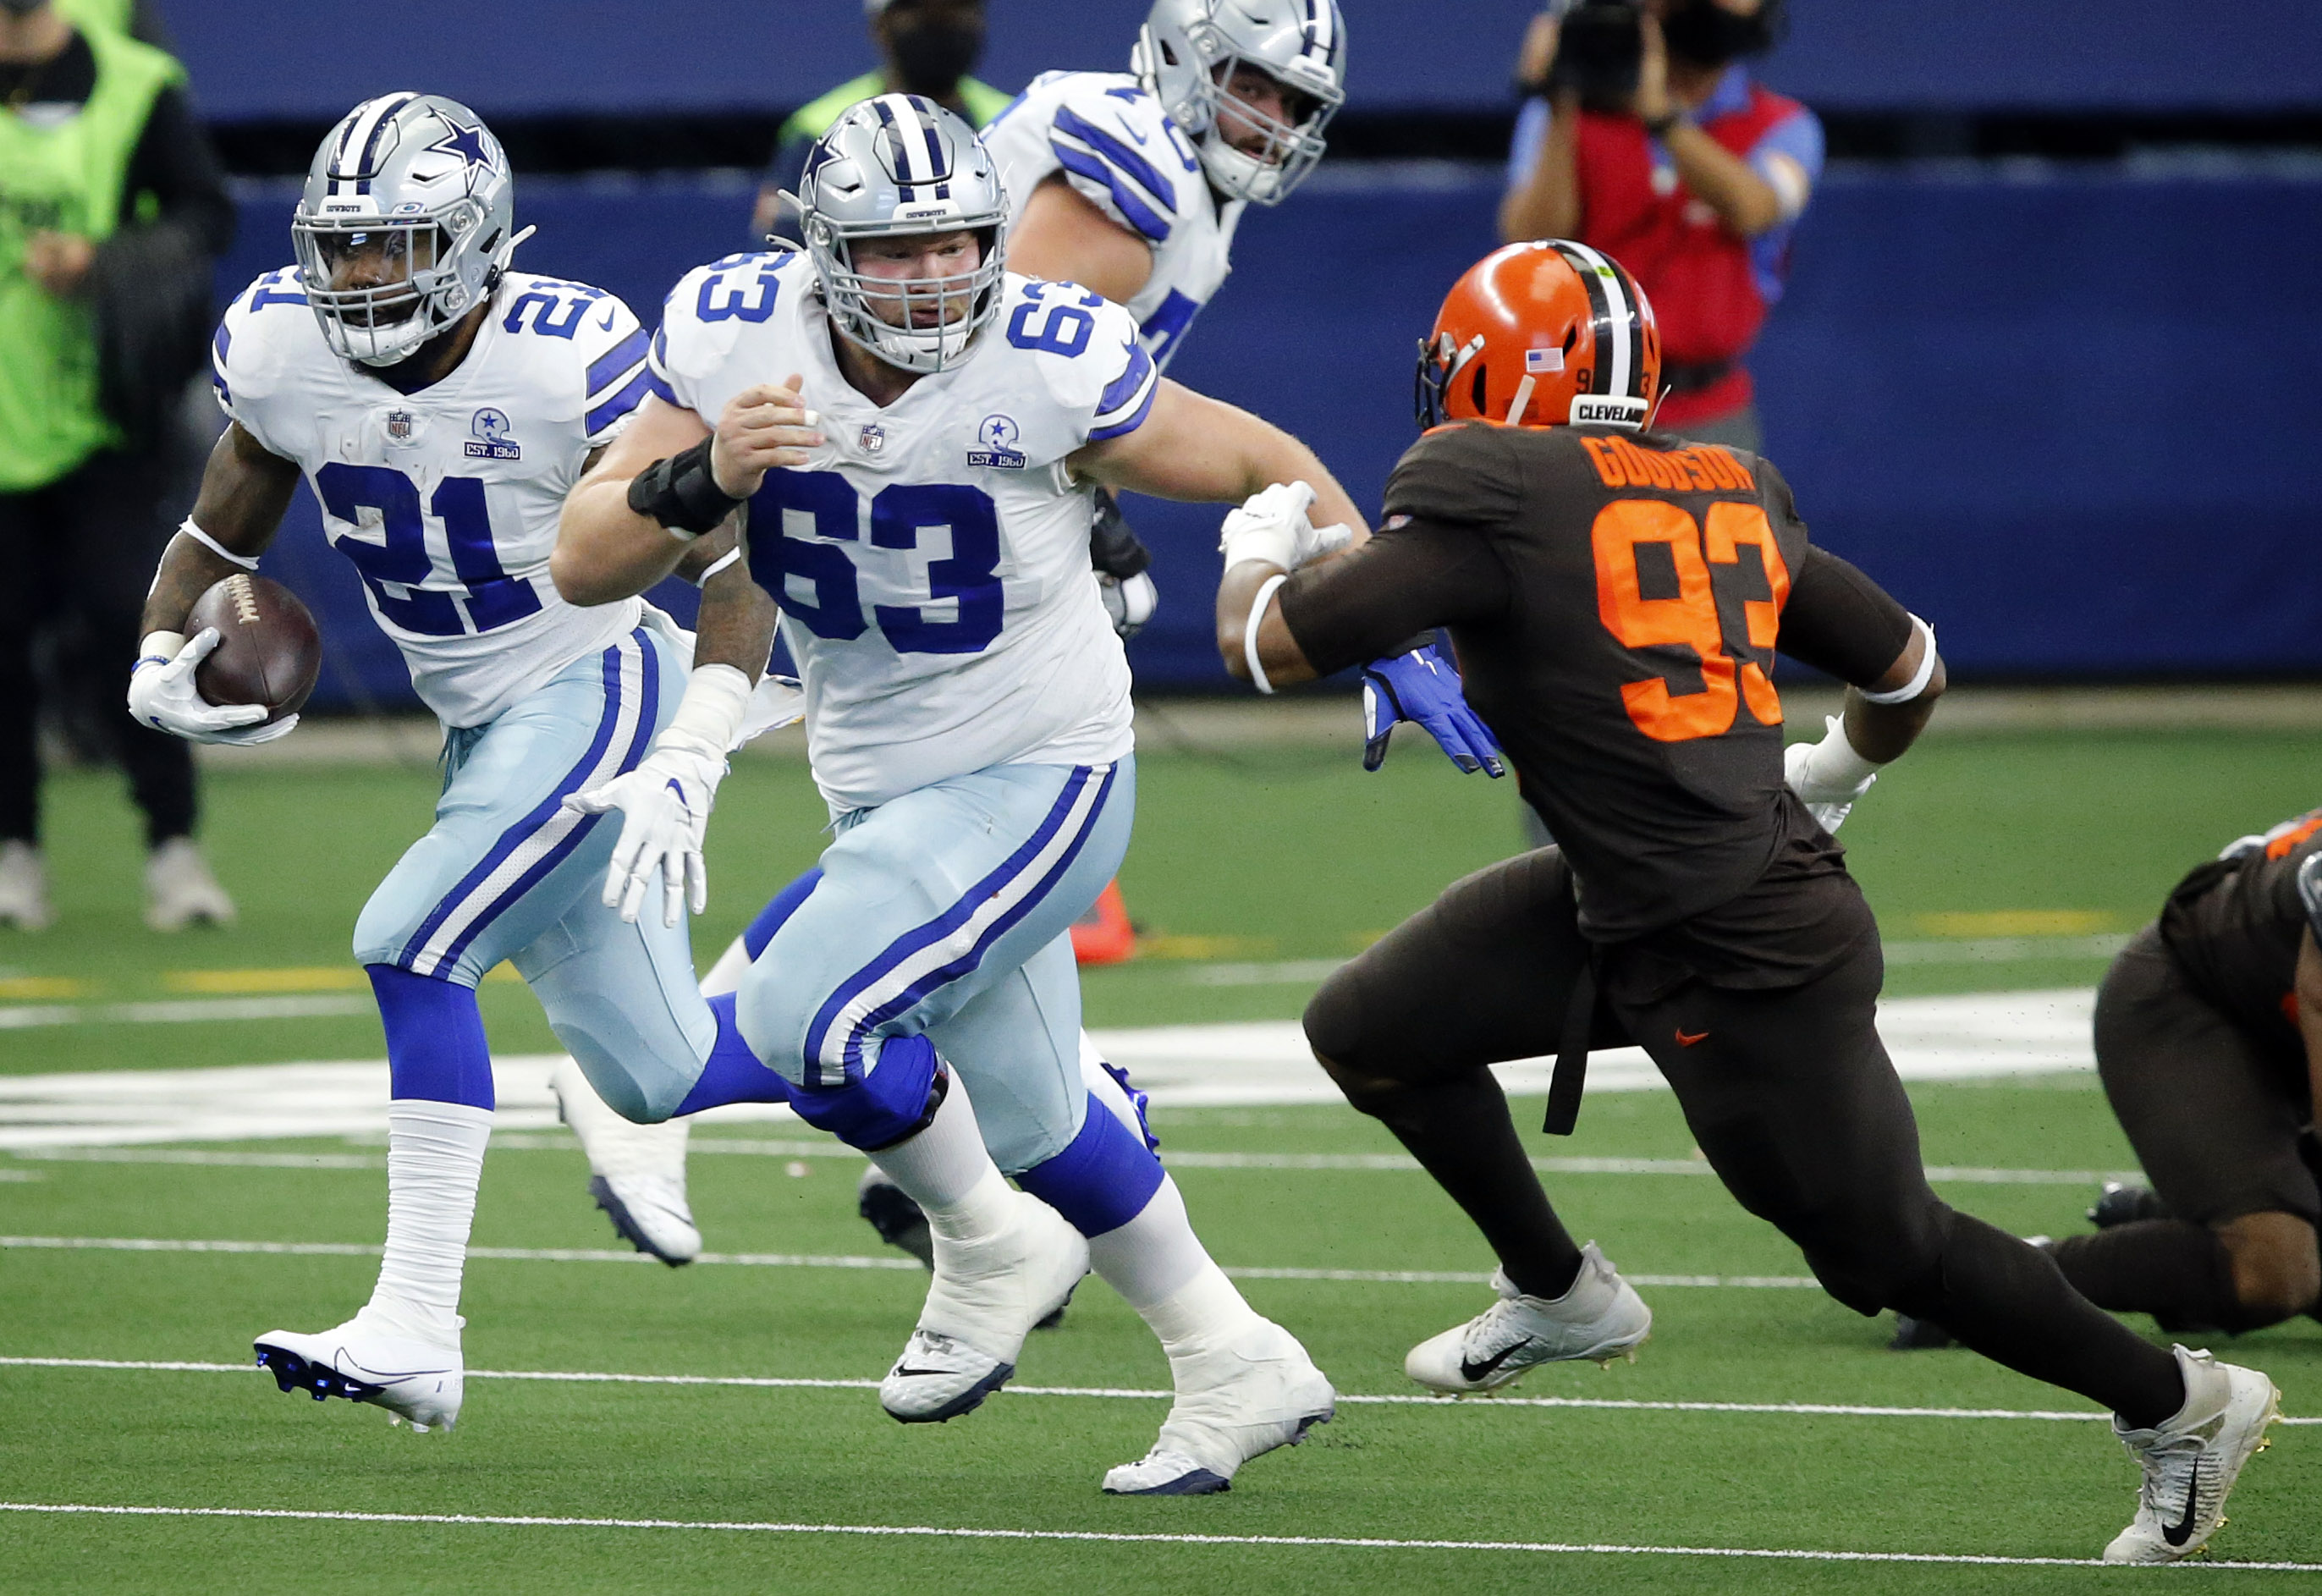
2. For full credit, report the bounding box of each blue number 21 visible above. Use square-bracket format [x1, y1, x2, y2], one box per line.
[314, 463, 540, 638]
[747, 472, 1003, 655]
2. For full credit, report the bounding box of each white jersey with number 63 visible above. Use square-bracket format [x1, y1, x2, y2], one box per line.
[211, 267, 654, 727]
[647, 252, 1153, 813]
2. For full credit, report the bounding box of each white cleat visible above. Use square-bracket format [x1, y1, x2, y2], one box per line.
[0, 840, 52, 931]
[143, 837, 235, 932]
[879, 1190, 1087, 1424]
[2104, 1345, 2280, 1564]
[1406, 1242, 1651, 1395]
[549, 1056, 701, 1265]
[254, 1315, 464, 1432]
[1103, 1317, 1336, 1495]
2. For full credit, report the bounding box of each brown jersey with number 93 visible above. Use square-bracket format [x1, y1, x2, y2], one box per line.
[1281, 419, 1908, 973]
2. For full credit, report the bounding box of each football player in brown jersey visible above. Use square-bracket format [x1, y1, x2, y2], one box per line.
[1209, 239, 2281, 1563]
[1901, 809, 2322, 1347]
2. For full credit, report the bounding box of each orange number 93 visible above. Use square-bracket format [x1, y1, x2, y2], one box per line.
[1591, 499, 1790, 743]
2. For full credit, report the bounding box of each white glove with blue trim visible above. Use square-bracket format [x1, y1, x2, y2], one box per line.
[564, 664, 751, 926]
[1219, 480, 1353, 573]
[126, 629, 297, 746]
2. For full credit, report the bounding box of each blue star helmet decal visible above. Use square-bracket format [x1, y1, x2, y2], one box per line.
[428, 116, 495, 172]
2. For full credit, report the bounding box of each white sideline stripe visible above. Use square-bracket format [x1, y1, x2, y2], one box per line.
[8, 1358, 2320, 1431]
[2, 1502, 2316, 1570]
[10, 1142, 2144, 1189]
[0, 1236, 1814, 1288]
[0, 989, 2101, 1148]
[0, 996, 374, 1030]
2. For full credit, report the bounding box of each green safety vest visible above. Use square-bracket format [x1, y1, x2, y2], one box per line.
[0, 22, 181, 492]
[779, 71, 1015, 147]
[54, 0, 138, 36]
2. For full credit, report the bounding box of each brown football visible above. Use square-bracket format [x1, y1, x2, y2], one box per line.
[187, 572, 322, 723]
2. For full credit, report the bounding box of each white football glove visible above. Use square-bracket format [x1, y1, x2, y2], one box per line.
[563, 664, 751, 926]
[1218, 480, 1354, 573]
[125, 629, 298, 746]
[1784, 713, 1881, 834]
[1098, 570, 1158, 639]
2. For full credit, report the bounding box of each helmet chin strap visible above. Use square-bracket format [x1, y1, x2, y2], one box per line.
[487, 223, 537, 284]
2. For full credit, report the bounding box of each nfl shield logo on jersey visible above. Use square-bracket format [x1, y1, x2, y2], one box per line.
[967, 413, 1026, 470]
[859, 423, 886, 455]
[385, 410, 416, 443]
[465, 407, 520, 460]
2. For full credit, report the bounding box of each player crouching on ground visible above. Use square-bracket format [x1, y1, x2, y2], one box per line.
[132, 93, 799, 1431]
[1898, 807, 2322, 1343]
[1212, 239, 2281, 1562]
[551, 96, 1356, 1494]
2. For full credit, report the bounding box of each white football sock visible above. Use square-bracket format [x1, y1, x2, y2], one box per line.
[867, 1067, 1015, 1245]
[360, 1100, 492, 1346]
[1087, 1175, 1261, 1348]
[697, 932, 753, 999]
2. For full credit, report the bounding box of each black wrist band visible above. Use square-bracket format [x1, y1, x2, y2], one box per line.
[1643, 109, 1685, 139]
[626, 438, 742, 537]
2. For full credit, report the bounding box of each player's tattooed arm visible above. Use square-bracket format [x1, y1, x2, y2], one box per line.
[140, 422, 300, 636]
[687, 524, 779, 685]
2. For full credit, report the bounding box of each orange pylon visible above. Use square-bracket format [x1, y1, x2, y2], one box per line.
[1071, 880, 1136, 966]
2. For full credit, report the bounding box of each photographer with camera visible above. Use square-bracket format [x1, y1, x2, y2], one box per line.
[1499, 0, 1819, 450]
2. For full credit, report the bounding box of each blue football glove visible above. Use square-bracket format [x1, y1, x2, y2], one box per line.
[1360, 644, 1505, 777]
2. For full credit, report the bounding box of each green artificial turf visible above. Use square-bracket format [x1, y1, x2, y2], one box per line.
[4, 724, 2322, 1588]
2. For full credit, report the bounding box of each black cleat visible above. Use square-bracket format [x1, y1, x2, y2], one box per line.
[2089, 1181, 2175, 1230]
[856, 1165, 935, 1269]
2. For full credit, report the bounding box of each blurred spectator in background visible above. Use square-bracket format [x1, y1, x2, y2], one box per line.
[751, 0, 1010, 243]
[0, 0, 236, 930]
[1499, 0, 1820, 451]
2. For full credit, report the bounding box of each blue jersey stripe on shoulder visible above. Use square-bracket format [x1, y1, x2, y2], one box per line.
[1053, 143, 1171, 243]
[586, 367, 654, 437]
[1087, 379, 1158, 443]
[586, 326, 650, 398]
[1094, 341, 1154, 419]
[643, 366, 677, 406]
[1052, 105, 1176, 236]
[210, 322, 232, 407]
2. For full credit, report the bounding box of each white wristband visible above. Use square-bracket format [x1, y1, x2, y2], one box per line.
[1860, 615, 1938, 704]
[692, 547, 743, 586]
[138, 630, 186, 667]
[657, 663, 755, 768]
[1244, 573, 1290, 696]
[179, 518, 261, 572]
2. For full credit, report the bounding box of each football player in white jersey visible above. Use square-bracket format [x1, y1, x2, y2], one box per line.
[127, 93, 793, 1431]
[809, 0, 1349, 1260]
[554, 95, 1363, 1495]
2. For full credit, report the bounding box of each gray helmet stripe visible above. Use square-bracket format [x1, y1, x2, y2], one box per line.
[334, 92, 418, 180]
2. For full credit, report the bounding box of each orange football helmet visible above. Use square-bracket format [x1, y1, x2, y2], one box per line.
[1414, 239, 1663, 432]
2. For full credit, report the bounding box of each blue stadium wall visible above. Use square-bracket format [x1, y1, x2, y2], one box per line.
[227, 162, 2322, 707]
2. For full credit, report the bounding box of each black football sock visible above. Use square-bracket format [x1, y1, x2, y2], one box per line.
[1896, 1210, 2187, 1430]
[1362, 1070, 1585, 1300]
[2050, 1220, 2246, 1335]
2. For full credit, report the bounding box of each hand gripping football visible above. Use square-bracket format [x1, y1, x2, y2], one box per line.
[185, 572, 322, 723]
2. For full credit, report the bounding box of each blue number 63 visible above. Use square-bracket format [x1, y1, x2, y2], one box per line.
[747, 471, 1004, 655]
[1006, 281, 1103, 359]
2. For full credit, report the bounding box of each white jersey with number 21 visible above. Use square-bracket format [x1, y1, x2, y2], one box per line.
[212, 267, 655, 727]
[648, 251, 1153, 814]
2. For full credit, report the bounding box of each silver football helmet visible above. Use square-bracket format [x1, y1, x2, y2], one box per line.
[293, 93, 525, 366]
[792, 94, 1009, 375]
[1132, 0, 1347, 205]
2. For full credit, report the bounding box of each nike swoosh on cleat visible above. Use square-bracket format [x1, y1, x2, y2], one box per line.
[891, 1366, 959, 1379]
[1460, 1338, 1539, 1384]
[1675, 1028, 1709, 1047]
[2162, 1461, 2203, 1547]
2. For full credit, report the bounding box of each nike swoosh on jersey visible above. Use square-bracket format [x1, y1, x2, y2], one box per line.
[598, 305, 618, 330]
[1459, 1338, 1538, 1384]
[1675, 1028, 1709, 1047]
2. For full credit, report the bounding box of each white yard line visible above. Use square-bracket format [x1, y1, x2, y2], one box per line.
[10, 1142, 2143, 1188]
[6, 1356, 2318, 1430]
[1, 1501, 2315, 1570]
[0, 1235, 1813, 1288]
[0, 991, 2101, 1148]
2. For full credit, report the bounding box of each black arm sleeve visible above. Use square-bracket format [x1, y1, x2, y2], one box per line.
[1776, 545, 1916, 688]
[118, 85, 235, 256]
[1278, 516, 1514, 678]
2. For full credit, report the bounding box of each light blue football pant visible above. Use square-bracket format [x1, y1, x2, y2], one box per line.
[351, 624, 716, 1122]
[733, 757, 1135, 1174]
